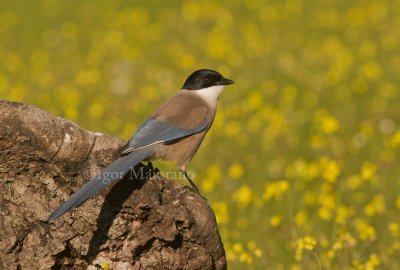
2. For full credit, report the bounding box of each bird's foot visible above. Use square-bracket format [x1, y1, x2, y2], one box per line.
[190, 183, 200, 194]
[147, 161, 154, 170]
[147, 162, 160, 176]
[181, 170, 200, 194]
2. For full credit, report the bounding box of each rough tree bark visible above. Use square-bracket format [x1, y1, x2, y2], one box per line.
[0, 100, 226, 270]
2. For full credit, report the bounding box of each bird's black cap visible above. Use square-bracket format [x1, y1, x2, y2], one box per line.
[182, 69, 234, 90]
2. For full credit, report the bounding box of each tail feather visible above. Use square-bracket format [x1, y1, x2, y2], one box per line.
[48, 149, 151, 221]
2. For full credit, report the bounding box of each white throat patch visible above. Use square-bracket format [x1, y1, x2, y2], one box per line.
[192, 85, 225, 106]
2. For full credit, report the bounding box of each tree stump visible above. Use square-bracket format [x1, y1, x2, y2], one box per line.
[0, 100, 226, 270]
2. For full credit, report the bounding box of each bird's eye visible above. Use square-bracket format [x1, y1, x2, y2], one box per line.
[205, 78, 210, 83]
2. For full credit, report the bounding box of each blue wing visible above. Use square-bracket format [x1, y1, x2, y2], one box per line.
[120, 118, 209, 155]
[48, 119, 209, 221]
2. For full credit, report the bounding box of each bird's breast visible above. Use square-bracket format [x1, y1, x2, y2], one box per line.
[149, 129, 208, 167]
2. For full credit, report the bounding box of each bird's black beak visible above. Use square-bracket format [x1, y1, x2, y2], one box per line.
[217, 77, 234, 86]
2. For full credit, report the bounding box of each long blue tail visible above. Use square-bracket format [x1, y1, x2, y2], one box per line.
[48, 149, 151, 221]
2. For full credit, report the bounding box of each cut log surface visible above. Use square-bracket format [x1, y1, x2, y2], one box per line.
[0, 100, 226, 270]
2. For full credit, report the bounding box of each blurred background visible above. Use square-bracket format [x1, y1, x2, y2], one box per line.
[1, 0, 400, 269]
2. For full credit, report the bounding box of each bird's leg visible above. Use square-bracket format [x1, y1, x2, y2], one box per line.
[147, 161, 160, 176]
[147, 161, 154, 170]
[181, 170, 200, 194]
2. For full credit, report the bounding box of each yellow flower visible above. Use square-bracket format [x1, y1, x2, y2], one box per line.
[254, 249, 262, 258]
[327, 249, 335, 259]
[318, 206, 333, 221]
[346, 175, 363, 190]
[201, 165, 222, 193]
[315, 110, 340, 134]
[98, 262, 111, 270]
[393, 241, 400, 251]
[363, 195, 385, 216]
[305, 162, 320, 180]
[295, 236, 317, 261]
[201, 178, 217, 193]
[340, 232, 357, 247]
[247, 241, 262, 258]
[310, 134, 325, 150]
[354, 219, 376, 241]
[232, 185, 253, 207]
[389, 131, 400, 147]
[247, 241, 257, 250]
[295, 211, 307, 226]
[320, 157, 341, 183]
[225, 247, 237, 262]
[228, 163, 244, 179]
[361, 162, 377, 180]
[270, 215, 282, 227]
[319, 193, 336, 209]
[263, 180, 290, 201]
[247, 90, 264, 110]
[239, 252, 253, 264]
[88, 101, 104, 119]
[364, 254, 380, 270]
[361, 61, 382, 80]
[207, 165, 222, 180]
[302, 237, 317, 250]
[232, 242, 244, 254]
[389, 223, 399, 237]
[181, 1, 202, 22]
[212, 202, 229, 225]
[285, 159, 307, 179]
[335, 206, 351, 225]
